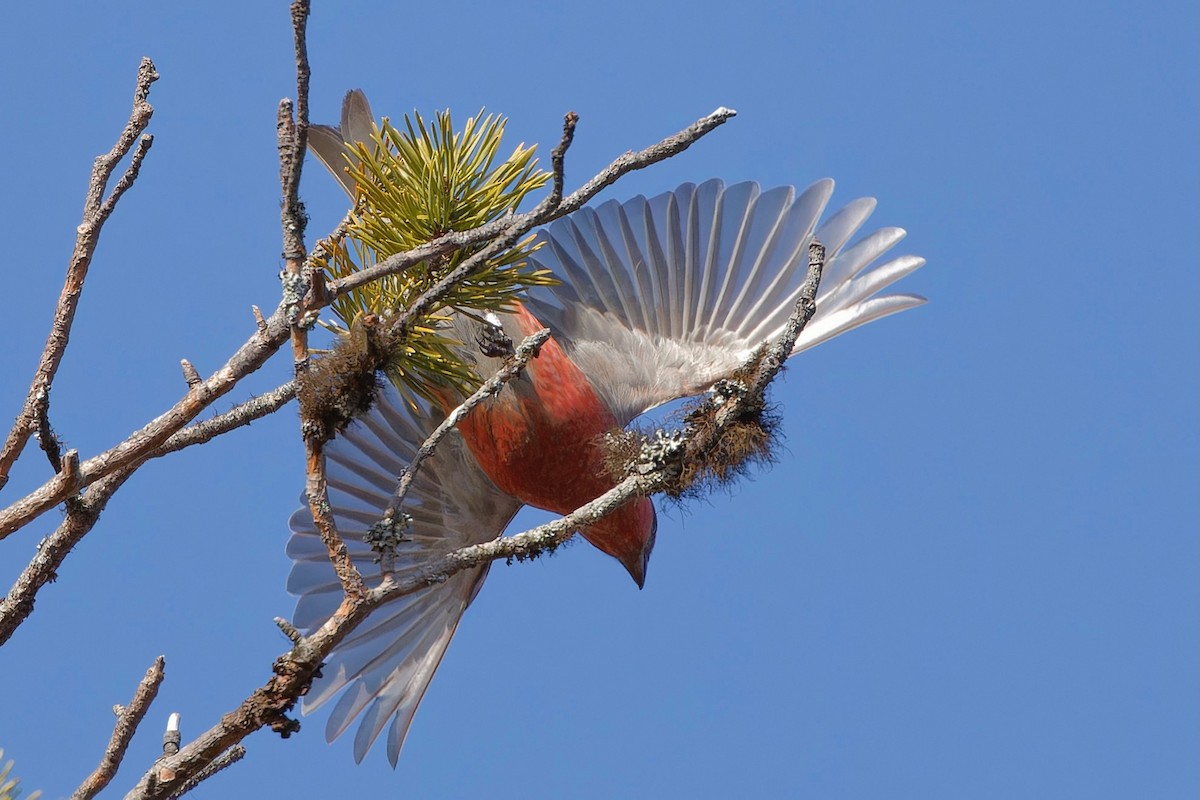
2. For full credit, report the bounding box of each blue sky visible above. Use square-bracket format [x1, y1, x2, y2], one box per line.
[0, 1, 1195, 798]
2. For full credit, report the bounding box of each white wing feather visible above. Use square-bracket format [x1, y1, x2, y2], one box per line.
[523, 179, 926, 424]
[286, 386, 521, 765]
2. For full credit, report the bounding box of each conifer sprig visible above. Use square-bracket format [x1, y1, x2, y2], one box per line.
[313, 109, 554, 403]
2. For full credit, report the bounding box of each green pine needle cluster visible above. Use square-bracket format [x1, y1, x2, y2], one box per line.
[0, 749, 41, 800]
[313, 109, 555, 403]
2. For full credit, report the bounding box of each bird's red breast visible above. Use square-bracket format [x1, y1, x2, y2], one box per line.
[437, 303, 655, 585]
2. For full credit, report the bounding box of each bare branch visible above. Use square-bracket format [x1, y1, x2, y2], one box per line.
[99, 134, 154, 220]
[546, 111, 578, 209]
[154, 385, 296, 457]
[280, 0, 311, 264]
[166, 746, 245, 800]
[0, 57, 158, 489]
[70, 657, 166, 800]
[0, 469, 133, 644]
[34, 392, 64, 474]
[303, 440, 367, 598]
[754, 240, 825, 381]
[279, 0, 313, 361]
[374, 327, 551, 579]
[276, 1, 356, 602]
[394, 328, 550, 512]
[279, 98, 310, 368]
[0, 383, 295, 643]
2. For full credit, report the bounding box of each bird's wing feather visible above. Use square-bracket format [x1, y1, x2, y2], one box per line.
[523, 179, 926, 425]
[308, 89, 375, 197]
[286, 384, 521, 765]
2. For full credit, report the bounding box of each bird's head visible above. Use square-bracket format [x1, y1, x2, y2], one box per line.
[580, 496, 657, 588]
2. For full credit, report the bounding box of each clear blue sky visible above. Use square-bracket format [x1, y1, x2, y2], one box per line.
[0, 1, 1195, 798]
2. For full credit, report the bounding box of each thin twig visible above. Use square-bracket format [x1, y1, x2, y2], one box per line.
[393, 328, 550, 512]
[377, 327, 550, 580]
[34, 392, 64, 474]
[0, 469, 133, 645]
[304, 442, 366, 597]
[0, 58, 158, 490]
[547, 112, 578, 209]
[274, 617, 303, 644]
[281, 0, 311, 265]
[279, 0, 312, 355]
[279, 97, 310, 368]
[154, 385, 296, 457]
[100, 134, 154, 220]
[179, 360, 202, 388]
[165, 746, 245, 800]
[251, 305, 267, 332]
[70, 657, 166, 800]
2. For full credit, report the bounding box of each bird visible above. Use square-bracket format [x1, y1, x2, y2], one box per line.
[288, 90, 926, 765]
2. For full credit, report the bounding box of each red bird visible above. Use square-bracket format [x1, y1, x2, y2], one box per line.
[289, 91, 925, 764]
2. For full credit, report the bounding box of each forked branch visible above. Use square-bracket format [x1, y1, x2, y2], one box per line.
[0, 57, 158, 490]
[70, 657, 166, 800]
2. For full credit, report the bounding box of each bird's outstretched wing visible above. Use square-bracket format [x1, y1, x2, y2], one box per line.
[522, 179, 926, 425]
[286, 387, 522, 765]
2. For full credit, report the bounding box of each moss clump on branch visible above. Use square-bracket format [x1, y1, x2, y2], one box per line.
[297, 314, 387, 443]
[676, 390, 780, 497]
[602, 353, 782, 500]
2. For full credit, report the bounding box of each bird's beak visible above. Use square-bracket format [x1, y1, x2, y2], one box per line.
[620, 549, 648, 589]
[616, 509, 656, 589]
[580, 499, 657, 590]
